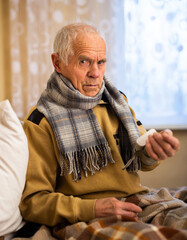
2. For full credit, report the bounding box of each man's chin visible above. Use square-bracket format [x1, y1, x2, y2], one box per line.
[81, 88, 100, 97]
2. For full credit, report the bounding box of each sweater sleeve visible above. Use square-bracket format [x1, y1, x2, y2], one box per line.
[19, 109, 96, 227]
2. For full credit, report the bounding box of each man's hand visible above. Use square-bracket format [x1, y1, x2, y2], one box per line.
[95, 197, 142, 221]
[145, 129, 180, 161]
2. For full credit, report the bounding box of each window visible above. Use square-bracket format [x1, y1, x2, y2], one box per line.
[117, 0, 187, 129]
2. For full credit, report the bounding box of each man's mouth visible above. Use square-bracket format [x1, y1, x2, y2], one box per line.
[84, 84, 98, 88]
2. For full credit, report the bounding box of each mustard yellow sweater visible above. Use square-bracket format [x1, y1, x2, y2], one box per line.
[20, 100, 159, 227]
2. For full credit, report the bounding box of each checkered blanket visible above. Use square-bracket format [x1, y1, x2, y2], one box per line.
[13, 187, 187, 240]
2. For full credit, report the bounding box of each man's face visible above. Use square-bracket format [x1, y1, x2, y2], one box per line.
[54, 33, 106, 97]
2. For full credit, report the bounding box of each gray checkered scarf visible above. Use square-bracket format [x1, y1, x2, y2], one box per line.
[37, 71, 141, 181]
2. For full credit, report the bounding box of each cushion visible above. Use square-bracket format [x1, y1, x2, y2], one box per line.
[0, 100, 28, 237]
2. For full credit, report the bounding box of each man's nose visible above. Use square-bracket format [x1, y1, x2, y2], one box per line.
[87, 64, 100, 78]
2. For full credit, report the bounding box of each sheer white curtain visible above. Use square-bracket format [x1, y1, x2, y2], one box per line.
[120, 0, 187, 129]
[6, 0, 124, 119]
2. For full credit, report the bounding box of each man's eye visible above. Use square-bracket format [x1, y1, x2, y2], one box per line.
[80, 60, 89, 66]
[98, 60, 105, 65]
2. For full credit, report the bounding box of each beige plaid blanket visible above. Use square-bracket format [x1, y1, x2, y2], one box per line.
[13, 187, 187, 240]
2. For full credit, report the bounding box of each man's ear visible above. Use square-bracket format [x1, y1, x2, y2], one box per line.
[51, 53, 63, 73]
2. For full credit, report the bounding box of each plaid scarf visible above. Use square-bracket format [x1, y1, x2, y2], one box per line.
[37, 71, 141, 181]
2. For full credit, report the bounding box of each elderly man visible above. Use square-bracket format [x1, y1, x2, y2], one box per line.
[20, 23, 180, 234]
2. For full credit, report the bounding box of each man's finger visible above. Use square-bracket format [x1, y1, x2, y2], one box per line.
[162, 133, 180, 151]
[145, 138, 160, 161]
[147, 134, 168, 160]
[121, 202, 142, 213]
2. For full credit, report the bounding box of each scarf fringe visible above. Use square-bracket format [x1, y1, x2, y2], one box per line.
[60, 143, 115, 182]
[122, 154, 141, 172]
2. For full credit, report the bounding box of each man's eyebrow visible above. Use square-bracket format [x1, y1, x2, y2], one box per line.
[78, 55, 91, 61]
[78, 55, 107, 62]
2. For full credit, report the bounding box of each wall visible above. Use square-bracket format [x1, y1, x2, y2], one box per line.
[139, 129, 187, 188]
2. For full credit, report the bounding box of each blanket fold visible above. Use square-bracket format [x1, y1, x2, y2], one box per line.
[12, 187, 187, 240]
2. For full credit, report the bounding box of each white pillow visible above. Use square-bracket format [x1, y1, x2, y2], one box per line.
[0, 100, 28, 237]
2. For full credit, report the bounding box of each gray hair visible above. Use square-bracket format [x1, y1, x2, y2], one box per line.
[53, 23, 101, 65]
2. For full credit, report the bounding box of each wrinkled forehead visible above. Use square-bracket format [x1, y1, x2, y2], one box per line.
[72, 33, 107, 58]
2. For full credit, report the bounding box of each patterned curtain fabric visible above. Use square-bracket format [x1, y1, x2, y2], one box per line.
[121, 0, 187, 128]
[1, 0, 124, 119]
